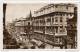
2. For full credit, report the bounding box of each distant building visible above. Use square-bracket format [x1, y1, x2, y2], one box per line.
[6, 23, 15, 35]
[14, 18, 27, 43]
[14, 11, 33, 45]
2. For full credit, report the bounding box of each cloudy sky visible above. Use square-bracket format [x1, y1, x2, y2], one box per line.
[5, 3, 47, 23]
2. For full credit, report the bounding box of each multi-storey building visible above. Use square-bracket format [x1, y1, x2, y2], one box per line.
[13, 3, 77, 49]
[14, 18, 26, 44]
[32, 3, 76, 48]
[14, 11, 33, 46]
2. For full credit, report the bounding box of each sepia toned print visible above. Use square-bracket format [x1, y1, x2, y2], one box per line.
[3, 3, 77, 49]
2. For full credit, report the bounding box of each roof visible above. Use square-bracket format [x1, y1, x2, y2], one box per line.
[34, 3, 76, 13]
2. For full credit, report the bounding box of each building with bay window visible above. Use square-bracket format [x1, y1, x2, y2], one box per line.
[13, 3, 77, 49]
[32, 3, 76, 48]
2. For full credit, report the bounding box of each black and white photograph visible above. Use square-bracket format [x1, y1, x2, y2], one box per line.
[3, 3, 77, 49]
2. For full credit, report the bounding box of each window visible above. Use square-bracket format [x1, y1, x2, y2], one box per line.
[55, 5, 58, 8]
[60, 17, 63, 22]
[51, 7, 53, 11]
[55, 13, 58, 16]
[46, 27, 51, 32]
[40, 19, 45, 24]
[66, 6, 68, 9]
[47, 18, 51, 22]
[67, 13, 68, 16]
[63, 14, 65, 16]
[60, 14, 62, 16]
[60, 26, 65, 33]
[55, 17, 58, 22]
[55, 37, 62, 44]
[40, 27, 43, 31]
[55, 37, 58, 43]
[65, 26, 67, 31]
[60, 26, 63, 32]
[70, 14, 72, 16]
[59, 38, 62, 43]
[55, 27, 58, 33]
[49, 27, 51, 32]
[52, 18, 54, 22]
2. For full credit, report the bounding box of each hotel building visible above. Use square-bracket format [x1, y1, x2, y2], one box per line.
[14, 3, 76, 49]
[32, 4, 76, 48]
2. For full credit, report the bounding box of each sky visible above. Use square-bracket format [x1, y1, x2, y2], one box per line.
[5, 3, 47, 23]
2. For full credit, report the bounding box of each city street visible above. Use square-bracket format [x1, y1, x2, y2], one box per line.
[3, 3, 77, 49]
